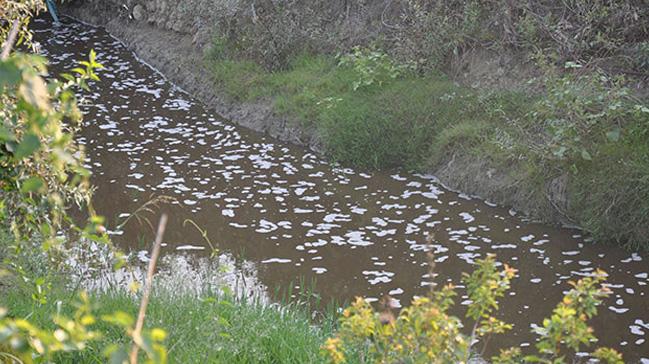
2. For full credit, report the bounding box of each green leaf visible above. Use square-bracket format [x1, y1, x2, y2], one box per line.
[606, 128, 621, 142]
[150, 328, 166, 341]
[19, 73, 50, 110]
[102, 311, 134, 328]
[0, 61, 22, 89]
[581, 149, 592, 161]
[71, 67, 86, 76]
[0, 125, 15, 141]
[104, 344, 129, 364]
[553, 146, 567, 159]
[60, 73, 75, 82]
[14, 133, 41, 159]
[21, 177, 44, 193]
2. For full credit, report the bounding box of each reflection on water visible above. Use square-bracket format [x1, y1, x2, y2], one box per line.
[66, 239, 266, 300]
[34, 18, 648, 361]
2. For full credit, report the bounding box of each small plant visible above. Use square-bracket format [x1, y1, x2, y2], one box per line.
[494, 270, 622, 364]
[527, 61, 649, 164]
[0, 215, 170, 364]
[337, 47, 415, 91]
[323, 256, 622, 364]
[0, 292, 100, 362]
[322, 255, 516, 363]
[0, 292, 168, 364]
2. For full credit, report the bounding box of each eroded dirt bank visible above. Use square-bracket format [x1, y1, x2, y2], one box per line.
[63, 1, 573, 229]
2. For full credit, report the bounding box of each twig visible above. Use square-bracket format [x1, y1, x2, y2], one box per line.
[183, 219, 218, 257]
[381, 0, 401, 30]
[129, 214, 168, 364]
[116, 195, 175, 233]
[1, 19, 20, 60]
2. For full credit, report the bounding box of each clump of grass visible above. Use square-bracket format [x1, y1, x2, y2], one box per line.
[2, 287, 332, 363]
[570, 141, 649, 250]
[427, 119, 491, 166]
[207, 58, 268, 101]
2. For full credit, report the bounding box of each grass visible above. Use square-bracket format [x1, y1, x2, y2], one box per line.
[205, 38, 649, 249]
[1, 285, 335, 363]
[208, 50, 486, 169]
[1, 227, 348, 363]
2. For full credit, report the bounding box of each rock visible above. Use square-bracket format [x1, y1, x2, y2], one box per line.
[132, 4, 144, 20]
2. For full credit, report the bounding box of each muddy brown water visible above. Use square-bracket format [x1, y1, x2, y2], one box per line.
[33, 18, 648, 361]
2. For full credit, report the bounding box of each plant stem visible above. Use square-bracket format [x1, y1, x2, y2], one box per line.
[129, 213, 168, 364]
[1, 19, 20, 60]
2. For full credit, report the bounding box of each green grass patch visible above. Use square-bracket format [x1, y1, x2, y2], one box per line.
[207, 58, 268, 101]
[207, 47, 489, 169]
[569, 139, 649, 250]
[1, 287, 334, 363]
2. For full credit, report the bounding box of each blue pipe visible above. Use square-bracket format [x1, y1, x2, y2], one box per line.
[45, 0, 60, 24]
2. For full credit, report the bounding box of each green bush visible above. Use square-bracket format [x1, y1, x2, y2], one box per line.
[336, 47, 415, 91]
[323, 256, 623, 364]
[518, 64, 649, 247]
[1, 2, 170, 362]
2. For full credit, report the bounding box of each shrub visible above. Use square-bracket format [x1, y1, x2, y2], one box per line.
[1, 2, 168, 363]
[527, 63, 648, 163]
[336, 47, 415, 91]
[322, 256, 622, 364]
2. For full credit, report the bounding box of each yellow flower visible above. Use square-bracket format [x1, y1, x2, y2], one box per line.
[503, 264, 517, 278]
[322, 337, 345, 364]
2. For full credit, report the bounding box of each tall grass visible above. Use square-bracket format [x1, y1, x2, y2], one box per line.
[208, 50, 485, 169]
[1, 287, 333, 363]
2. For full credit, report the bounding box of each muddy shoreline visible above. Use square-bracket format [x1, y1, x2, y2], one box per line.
[62, 4, 569, 229]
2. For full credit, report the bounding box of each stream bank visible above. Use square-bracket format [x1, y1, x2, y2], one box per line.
[61, 1, 649, 248]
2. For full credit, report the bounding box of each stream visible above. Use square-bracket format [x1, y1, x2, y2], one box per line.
[34, 18, 648, 361]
